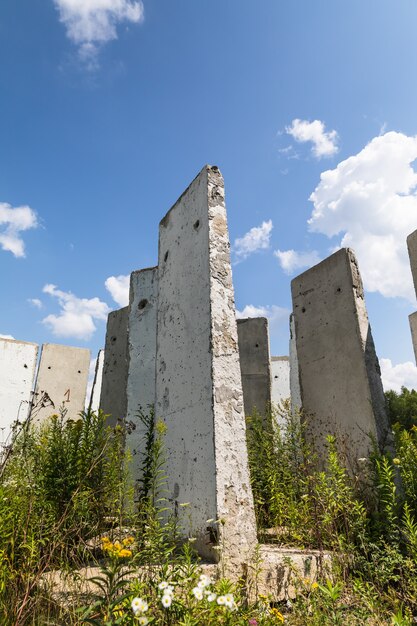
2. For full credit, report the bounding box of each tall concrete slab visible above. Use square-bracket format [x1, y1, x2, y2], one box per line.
[156, 165, 257, 570]
[88, 349, 104, 412]
[407, 229, 417, 297]
[271, 356, 290, 406]
[289, 313, 302, 412]
[126, 267, 158, 485]
[0, 338, 38, 440]
[291, 248, 392, 462]
[409, 312, 417, 365]
[32, 343, 90, 423]
[99, 307, 129, 426]
[237, 317, 272, 419]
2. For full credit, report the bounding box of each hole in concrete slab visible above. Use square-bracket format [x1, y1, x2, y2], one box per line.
[164, 251, 169, 262]
[24, 364, 28, 369]
[78, 370, 81, 374]
[255, 343, 259, 348]
[336, 287, 341, 293]
[138, 299, 148, 310]
[274, 375, 278, 379]
[193, 219, 200, 230]
[48, 366, 51, 370]
[302, 307, 306, 313]
[111, 336, 117, 343]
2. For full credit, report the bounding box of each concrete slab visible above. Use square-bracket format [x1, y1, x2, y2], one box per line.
[0, 338, 38, 441]
[289, 313, 302, 413]
[126, 267, 158, 486]
[100, 307, 129, 427]
[409, 312, 417, 366]
[88, 349, 104, 412]
[291, 248, 392, 464]
[237, 317, 272, 419]
[32, 343, 90, 423]
[407, 229, 417, 297]
[156, 165, 257, 572]
[271, 356, 290, 406]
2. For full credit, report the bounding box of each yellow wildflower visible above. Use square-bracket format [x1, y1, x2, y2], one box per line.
[122, 536, 134, 546]
[311, 582, 319, 590]
[269, 608, 284, 622]
[118, 549, 132, 558]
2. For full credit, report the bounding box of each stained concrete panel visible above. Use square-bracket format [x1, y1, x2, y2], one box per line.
[289, 313, 302, 412]
[156, 165, 257, 569]
[407, 229, 417, 297]
[99, 307, 129, 426]
[0, 338, 38, 440]
[271, 357, 290, 406]
[88, 349, 104, 412]
[32, 343, 90, 423]
[409, 312, 417, 366]
[237, 317, 271, 419]
[126, 267, 158, 484]
[291, 248, 391, 462]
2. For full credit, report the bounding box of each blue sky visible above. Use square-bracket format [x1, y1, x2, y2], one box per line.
[2, 0, 417, 392]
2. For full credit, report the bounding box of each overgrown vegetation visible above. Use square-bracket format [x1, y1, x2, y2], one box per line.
[0, 402, 416, 624]
[385, 386, 417, 431]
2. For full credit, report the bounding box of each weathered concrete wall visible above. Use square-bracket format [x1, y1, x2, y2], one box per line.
[32, 343, 90, 423]
[289, 313, 302, 412]
[0, 338, 38, 439]
[155, 165, 257, 570]
[291, 248, 391, 462]
[88, 349, 104, 412]
[271, 356, 290, 405]
[237, 317, 271, 419]
[100, 307, 129, 426]
[126, 267, 158, 486]
[407, 229, 417, 297]
[409, 312, 417, 365]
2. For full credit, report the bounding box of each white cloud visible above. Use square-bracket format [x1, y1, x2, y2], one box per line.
[0, 334, 14, 340]
[274, 249, 321, 275]
[105, 274, 130, 307]
[309, 131, 417, 302]
[28, 298, 43, 309]
[42, 284, 110, 340]
[286, 119, 339, 158]
[380, 358, 417, 393]
[0, 202, 38, 258]
[236, 304, 290, 329]
[233, 220, 273, 261]
[53, 0, 144, 65]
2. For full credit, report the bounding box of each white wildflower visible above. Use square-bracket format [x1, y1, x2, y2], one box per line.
[158, 581, 169, 591]
[207, 592, 217, 602]
[224, 593, 236, 609]
[131, 597, 148, 614]
[192, 586, 204, 600]
[217, 595, 226, 605]
[138, 618, 149, 626]
[161, 594, 172, 608]
[198, 574, 211, 588]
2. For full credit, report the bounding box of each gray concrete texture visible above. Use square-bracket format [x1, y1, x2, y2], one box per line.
[126, 267, 158, 487]
[88, 349, 104, 412]
[291, 248, 392, 463]
[289, 313, 302, 413]
[409, 312, 417, 365]
[32, 343, 90, 423]
[271, 356, 290, 406]
[155, 165, 257, 569]
[237, 317, 272, 419]
[0, 338, 39, 439]
[407, 229, 417, 297]
[100, 307, 129, 426]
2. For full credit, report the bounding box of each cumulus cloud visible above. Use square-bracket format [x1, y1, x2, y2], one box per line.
[53, 0, 144, 66]
[274, 249, 321, 275]
[233, 220, 273, 261]
[42, 284, 110, 340]
[105, 274, 130, 307]
[0, 334, 14, 340]
[309, 131, 417, 302]
[28, 298, 43, 309]
[286, 119, 339, 158]
[380, 358, 417, 393]
[236, 304, 290, 330]
[0, 202, 38, 258]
